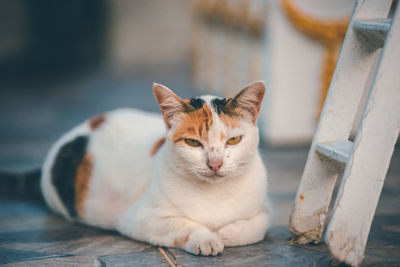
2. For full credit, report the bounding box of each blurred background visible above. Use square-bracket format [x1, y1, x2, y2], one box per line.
[0, 0, 376, 172]
[0, 0, 194, 171]
[1, 2, 400, 265]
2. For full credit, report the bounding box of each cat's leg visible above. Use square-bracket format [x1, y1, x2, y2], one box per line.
[117, 207, 224, 256]
[170, 218, 224, 256]
[217, 211, 269, 247]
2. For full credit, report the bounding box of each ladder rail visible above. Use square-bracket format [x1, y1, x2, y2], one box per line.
[325, 2, 400, 265]
[289, 0, 393, 244]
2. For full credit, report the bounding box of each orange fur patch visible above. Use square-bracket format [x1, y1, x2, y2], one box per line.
[173, 234, 190, 248]
[172, 104, 213, 143]
[186, 126, 196, 134]
[90, 114, 106, 130]
[219, 113, 240, 128]
[150, 137, 166, 156]
[75, 153, 93, 217]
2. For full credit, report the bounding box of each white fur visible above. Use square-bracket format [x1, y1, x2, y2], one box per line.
[42, 95, 270, 256]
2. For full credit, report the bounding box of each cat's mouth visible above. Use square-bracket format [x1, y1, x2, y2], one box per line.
[200, 172, 225, 180]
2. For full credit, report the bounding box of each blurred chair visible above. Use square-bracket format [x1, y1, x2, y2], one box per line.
[190, 0, 355, 146]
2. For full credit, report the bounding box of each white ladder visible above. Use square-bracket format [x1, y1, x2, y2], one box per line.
[289, 0, 400, 266]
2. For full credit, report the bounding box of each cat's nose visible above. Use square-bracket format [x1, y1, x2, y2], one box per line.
[207, 159, 223, 172]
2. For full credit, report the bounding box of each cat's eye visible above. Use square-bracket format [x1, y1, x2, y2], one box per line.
[184, 138, 202, 147]
[227, 136, 242, 145]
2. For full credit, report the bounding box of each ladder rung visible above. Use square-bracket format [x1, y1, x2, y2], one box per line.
[316, 141, 354, 166]
[353, 19, 392, 50]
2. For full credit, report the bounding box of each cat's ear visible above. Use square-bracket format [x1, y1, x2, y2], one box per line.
[153, 83, 186, 128]
[232, 80, 266, 123]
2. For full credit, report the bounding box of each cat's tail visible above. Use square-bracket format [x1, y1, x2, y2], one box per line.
[0, 168, 43, 202]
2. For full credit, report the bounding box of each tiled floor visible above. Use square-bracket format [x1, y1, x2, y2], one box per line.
[1, 67, 399, 266]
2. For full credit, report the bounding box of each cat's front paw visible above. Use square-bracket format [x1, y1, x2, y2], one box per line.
[217, 223, 243, 247]
[183, 232, 224, 256]
[217, 221, 265, 247]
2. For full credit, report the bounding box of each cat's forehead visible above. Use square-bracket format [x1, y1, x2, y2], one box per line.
[171, 94, 243, 143]
[187, 94, 220, 112]
[195, 94, 236, 116]
[197, 94, 218, 104]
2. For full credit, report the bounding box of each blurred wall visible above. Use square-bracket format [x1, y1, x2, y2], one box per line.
[0, 0, 192, 80]
[0, 0, 109, 79]
[0, 0, 27, 62]
[107, 0, 191, 71]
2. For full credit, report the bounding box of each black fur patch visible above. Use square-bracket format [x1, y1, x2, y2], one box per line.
[189, 98, 205, 110]
[51, 135, 89, 218]
[211, 97, 235, 115]
[182, 98, 206, 113]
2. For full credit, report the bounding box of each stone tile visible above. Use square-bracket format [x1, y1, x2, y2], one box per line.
[0, 247, 50, 265]
[3, 235, 151, 257]
[170, 238, 330, 267]
[99, 248, 169, 267]
[2, 255, 100, 267]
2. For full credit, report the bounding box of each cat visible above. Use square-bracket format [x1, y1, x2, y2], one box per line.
[41, 81, 270, 256]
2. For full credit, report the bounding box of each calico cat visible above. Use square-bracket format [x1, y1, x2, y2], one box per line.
[41, 81, 270, 256]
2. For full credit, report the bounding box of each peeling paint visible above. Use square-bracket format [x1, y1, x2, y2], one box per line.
[289, 206, 327, 245]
